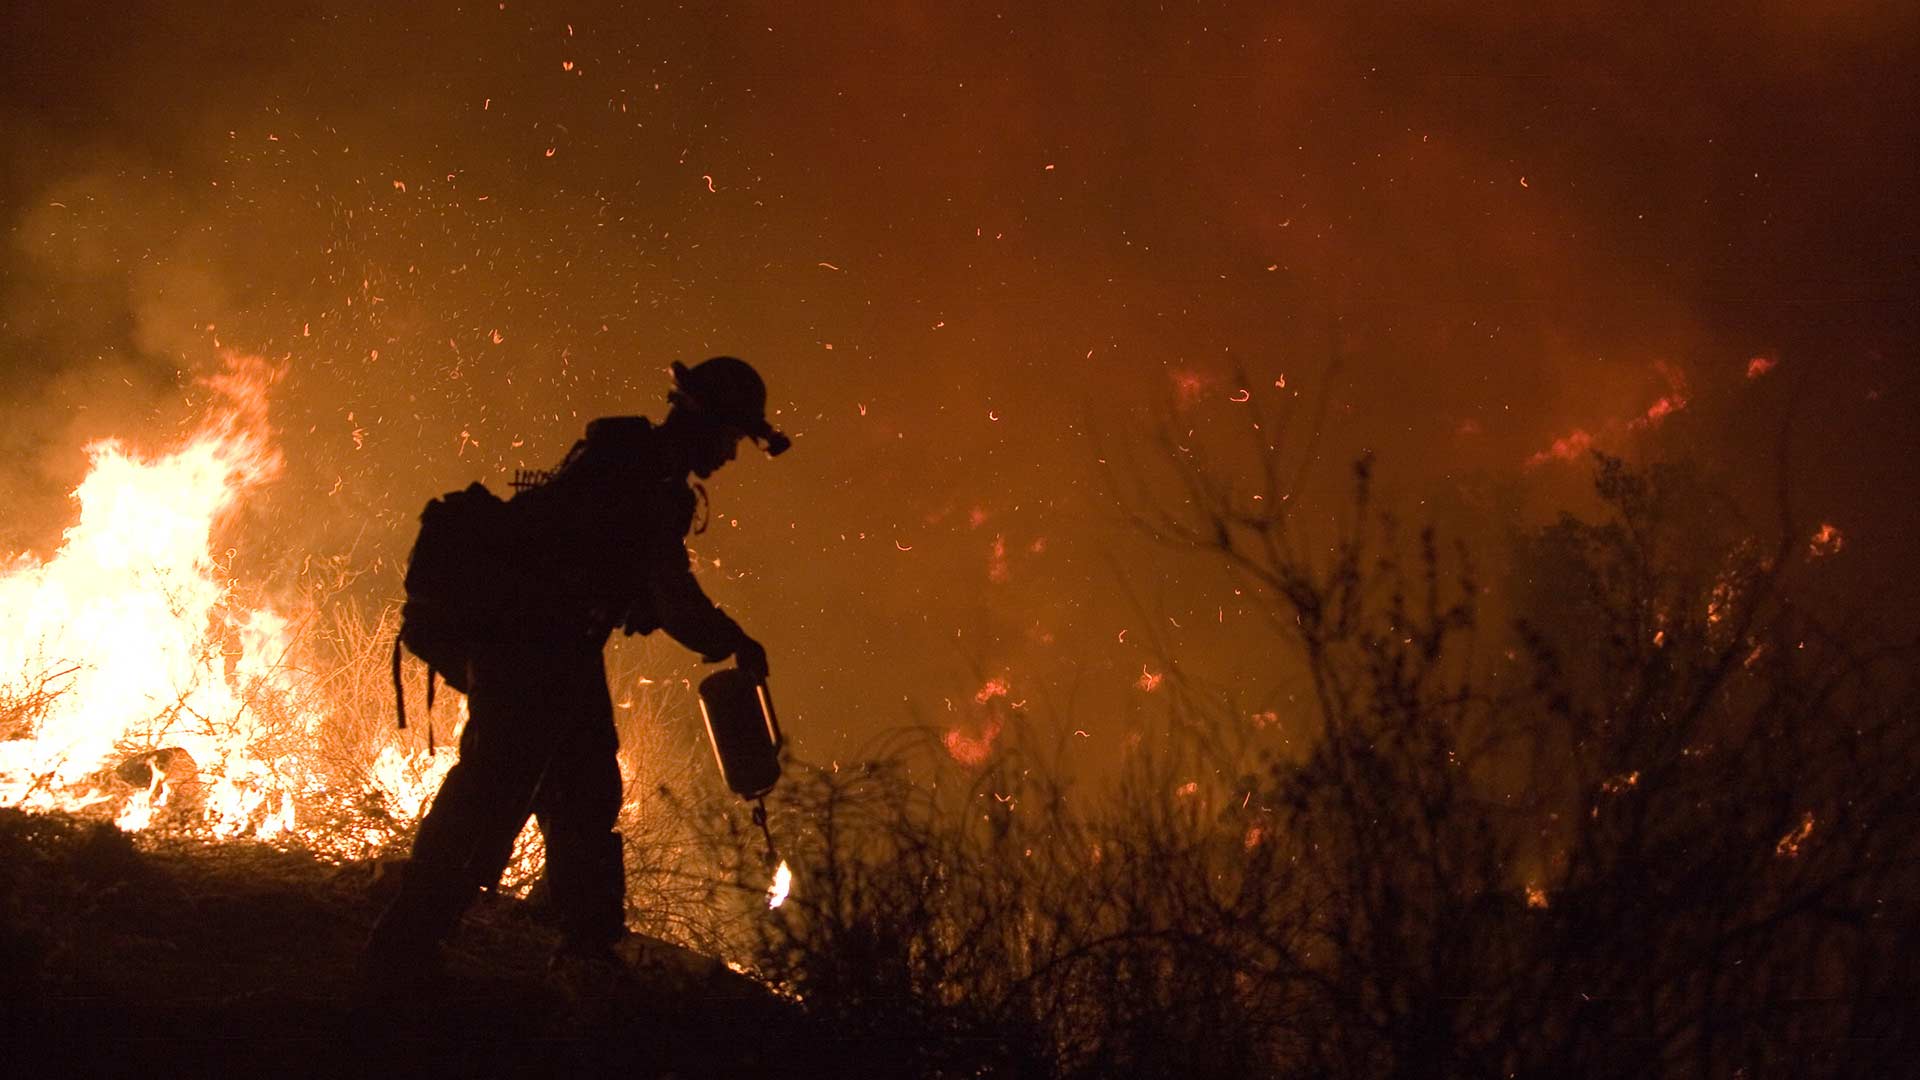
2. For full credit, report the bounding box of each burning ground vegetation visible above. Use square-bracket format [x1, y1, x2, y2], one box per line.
[3, 360, 1919, 1080]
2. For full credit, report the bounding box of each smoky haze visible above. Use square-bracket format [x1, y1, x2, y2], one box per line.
[2, 2, 1915, 758]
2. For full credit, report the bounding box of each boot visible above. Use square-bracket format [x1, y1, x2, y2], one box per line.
[355, 860, 475, 1004]
[547, 941, 635, 1034]
[547, 830, 629, 952]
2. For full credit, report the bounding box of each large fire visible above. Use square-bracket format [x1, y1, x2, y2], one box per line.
[0, 356, 447, 851]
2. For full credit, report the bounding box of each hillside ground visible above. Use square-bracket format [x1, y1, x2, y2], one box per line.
[0, 808, 812, 1079]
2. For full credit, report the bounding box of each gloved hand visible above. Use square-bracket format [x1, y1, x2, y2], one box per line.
[733, 635, 770, 680]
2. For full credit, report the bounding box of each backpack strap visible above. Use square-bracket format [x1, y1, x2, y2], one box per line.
[425, 669, 438, 754]
[392, 634, 438, 753]
[392, 634, 407, 730]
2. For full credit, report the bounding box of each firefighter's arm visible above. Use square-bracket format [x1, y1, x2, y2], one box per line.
[644, 555, 768, 676]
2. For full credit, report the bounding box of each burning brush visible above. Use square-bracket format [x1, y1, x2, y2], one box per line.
[0, 356, 443, 857]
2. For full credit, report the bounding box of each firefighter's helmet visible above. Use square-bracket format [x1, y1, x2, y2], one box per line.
[670, 356, 790, 456]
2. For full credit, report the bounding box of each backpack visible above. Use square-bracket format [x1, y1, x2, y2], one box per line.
[390, 481, 514, 745]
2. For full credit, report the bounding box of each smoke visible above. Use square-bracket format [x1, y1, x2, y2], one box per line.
[3, 165, 194, 547]
[1, 3, 1915, 753]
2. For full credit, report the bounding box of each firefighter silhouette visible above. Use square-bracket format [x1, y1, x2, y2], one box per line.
[362, 356, 788, 990]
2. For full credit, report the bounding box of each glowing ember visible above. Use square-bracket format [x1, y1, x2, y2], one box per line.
[1529, 361, 1692, 466]
[1808, 523, 1844, 559]
[1631, 361, 1691, 428]
[943, 718, 1004, 767]
[1600, 770, 1641, 795]
[1775, 812, 1815, 858]
[1637, 395, 1683, 425]
[1526, 428, 1594, 467]
[767, 859, 793, 908]
[974, 677, 1009, 705]
[1169, 369, 1211, 408]
[1707, 577, 1737, 625]
[1746, 356, 1777, 379]
[946, 676, 1012, 765]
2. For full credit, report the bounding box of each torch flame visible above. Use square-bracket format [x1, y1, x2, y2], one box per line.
[767, 859, 793, 908]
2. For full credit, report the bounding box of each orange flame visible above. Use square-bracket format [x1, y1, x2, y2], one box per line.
[1775, 812, 1815, 858]
[987, 534, 1010, 583]
[1808, 523, 1844, 559]
[1527, 360, 1691, 467]
[0, 357, 312, 834]
[1630, 361, 1691, 429]
[1525, 428, 1594, 468]
[945, 677, 1012, 765]
[0, 355, 448, 852]
[973, 677, 1010, 705]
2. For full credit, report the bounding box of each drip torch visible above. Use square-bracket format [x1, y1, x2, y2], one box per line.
[697, 666, 788, 904]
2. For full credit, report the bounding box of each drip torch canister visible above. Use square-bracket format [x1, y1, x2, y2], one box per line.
[697, 667, 785, 801]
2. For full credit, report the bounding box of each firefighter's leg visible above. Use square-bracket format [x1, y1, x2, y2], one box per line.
[366, 664, 550, 962]
[535, 655, 628, 954]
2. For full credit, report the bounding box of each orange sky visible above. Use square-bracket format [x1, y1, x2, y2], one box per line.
[2, 2, 1915, 760]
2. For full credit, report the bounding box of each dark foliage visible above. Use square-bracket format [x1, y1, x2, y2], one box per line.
[712, 453, 1919, 1078]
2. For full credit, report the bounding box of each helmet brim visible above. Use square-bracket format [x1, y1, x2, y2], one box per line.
[753, 424, 791, 457]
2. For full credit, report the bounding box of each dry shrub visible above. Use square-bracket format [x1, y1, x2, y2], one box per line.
[292, 599, 450, 860]
[702, 454, 1919, 1079]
